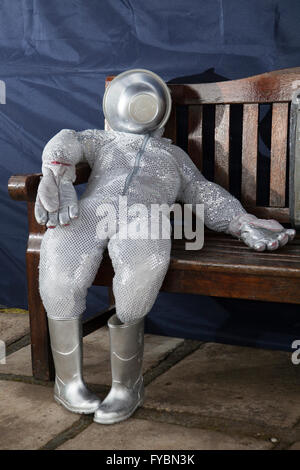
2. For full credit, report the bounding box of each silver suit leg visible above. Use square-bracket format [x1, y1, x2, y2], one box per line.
[48, 317, 101, 414]
[94, 314, 144, 424]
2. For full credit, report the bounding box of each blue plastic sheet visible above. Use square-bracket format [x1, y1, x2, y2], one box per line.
[1, 0, 300, 350]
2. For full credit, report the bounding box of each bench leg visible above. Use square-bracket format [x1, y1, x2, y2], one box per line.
[27, 246, 55, 381]
[26, 200, 55, 383]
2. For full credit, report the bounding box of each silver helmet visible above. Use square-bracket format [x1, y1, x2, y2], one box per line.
[103, 69, 172, 134]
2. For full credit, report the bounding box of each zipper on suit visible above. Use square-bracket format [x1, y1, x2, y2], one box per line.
[122, 134, 151, 195]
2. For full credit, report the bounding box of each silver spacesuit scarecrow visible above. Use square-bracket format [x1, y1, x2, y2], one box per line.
[35, 69, 295, 424]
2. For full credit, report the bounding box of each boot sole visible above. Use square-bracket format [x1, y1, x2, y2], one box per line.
[54, 395, 100, 415]
[93, 397, 144, 425]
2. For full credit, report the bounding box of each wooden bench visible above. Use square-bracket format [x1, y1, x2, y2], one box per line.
[8, 68, 300, 381]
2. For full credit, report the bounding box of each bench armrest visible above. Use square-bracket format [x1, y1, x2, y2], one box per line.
[8, 162, 91, 202]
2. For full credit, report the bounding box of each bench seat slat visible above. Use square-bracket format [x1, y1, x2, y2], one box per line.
[162, 268, 300, 304]
[169, 234, 300, 276]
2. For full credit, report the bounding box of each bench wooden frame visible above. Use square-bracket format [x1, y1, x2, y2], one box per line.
[8, 68, 300, 381]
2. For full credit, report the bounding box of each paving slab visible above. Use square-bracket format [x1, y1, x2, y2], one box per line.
[0, 381, 79, 449]
[0, 327, 183, 386]
[0, 311, 29, 345]
[288, 441, 300, 450]
[145, 342, 300, 429]
[0, 341, 33, 376]
[58, 418, 272, 450]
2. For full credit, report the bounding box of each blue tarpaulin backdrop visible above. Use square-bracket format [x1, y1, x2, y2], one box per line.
[1, 0, 300, 351]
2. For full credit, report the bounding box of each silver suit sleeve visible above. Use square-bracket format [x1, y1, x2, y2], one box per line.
[42, 128, 106, 169]
[172, 145, 247, 232]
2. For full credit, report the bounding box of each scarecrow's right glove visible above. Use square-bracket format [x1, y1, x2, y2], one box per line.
[35, 129, 82, 228]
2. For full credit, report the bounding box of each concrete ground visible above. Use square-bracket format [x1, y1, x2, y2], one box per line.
[0, 309, 300, 450]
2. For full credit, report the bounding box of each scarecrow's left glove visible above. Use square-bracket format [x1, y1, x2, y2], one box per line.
[227, 213, 296, 251]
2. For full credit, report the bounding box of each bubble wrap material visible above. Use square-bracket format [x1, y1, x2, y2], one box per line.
[39, 129, 246, 321]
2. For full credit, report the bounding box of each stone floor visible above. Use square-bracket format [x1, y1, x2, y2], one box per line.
[0, 309, 300, 450]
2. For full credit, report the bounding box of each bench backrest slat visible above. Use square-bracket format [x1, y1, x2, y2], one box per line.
[188, 105, 203, 171]
[164, 105, 177, 146]
[214, 104, 230, 191]
[270, 102, 289, 207]
[241, 103, 259, 206]
[169, 68, 300, 104]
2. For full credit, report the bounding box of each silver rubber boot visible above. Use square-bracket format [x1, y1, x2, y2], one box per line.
[94, 314, 144, 424]
[48, 317, 101, 414]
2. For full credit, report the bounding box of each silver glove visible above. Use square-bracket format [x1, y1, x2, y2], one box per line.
[35, 162, 79, 228]
[35, 129, 84, 229]
[228, 213, 296, 251]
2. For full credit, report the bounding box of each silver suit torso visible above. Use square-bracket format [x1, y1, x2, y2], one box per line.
[81, 130, 181, 208]
[66, 128, 246, 231]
